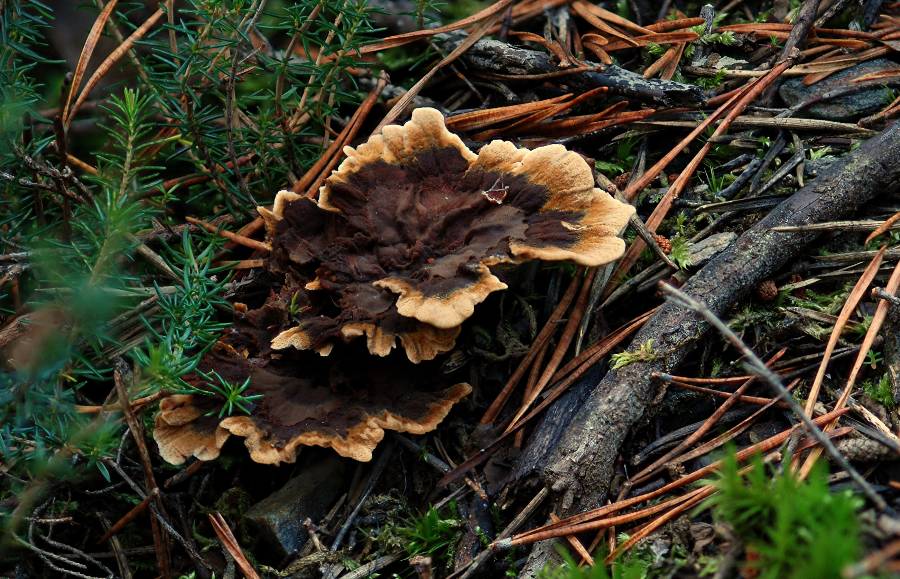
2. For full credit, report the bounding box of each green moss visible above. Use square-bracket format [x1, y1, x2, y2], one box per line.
[537, 546, 651, 579]
[611, 340, 658, 370]
[703, 451, 863, 579]
[862, 373, 895, 409]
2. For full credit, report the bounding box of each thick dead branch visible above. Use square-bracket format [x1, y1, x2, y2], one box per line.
[437, 33, 705, 107]
[514, 121, 900, 572]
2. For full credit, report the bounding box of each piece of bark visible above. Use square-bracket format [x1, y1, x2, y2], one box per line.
[514, 121, 900, 574]
[437, 33, 705, 108]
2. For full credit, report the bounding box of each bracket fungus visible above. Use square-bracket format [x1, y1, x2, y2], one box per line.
[153, 107, 634, 465]
[260, 107, 635, 363]
[154, 344, 471, 464]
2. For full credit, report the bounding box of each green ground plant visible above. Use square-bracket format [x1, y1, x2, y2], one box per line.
[610, 339, 658, 369]
[537, 545, 653, 579]
[704, 451, 863, 579]
[0, 0, 377, 544]
[398, 505, 463, 563]
[862, 373, 895, 408]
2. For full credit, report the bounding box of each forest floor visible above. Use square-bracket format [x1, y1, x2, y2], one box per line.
[3, 0, 900, 578]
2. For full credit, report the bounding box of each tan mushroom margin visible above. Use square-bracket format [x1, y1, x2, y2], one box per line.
[154, 383, 472, 464]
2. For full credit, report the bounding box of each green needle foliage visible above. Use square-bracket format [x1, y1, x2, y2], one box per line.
[0, 0, 380, 543]
[704, 451, 863, 579]
[143, 0, 376, 215]
[132, 232, 231, 395]
[2, 88, 164, 491]
[194, 370, 260, 417]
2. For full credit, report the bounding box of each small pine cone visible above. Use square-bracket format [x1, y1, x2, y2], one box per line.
[756, 279, 778, 301]
[653, 234, 672, 254]
[614, 171, 631, 191]
[667, 173, 680, 185]
[837, 435, 897, 462]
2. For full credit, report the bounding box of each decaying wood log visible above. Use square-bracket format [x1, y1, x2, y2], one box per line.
[514, 121, 900, 575]
[437, 33, 705, 107]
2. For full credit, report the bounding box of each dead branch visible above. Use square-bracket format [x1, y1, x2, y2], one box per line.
[436, 32, 705, 107]
[513, 120, 900, 572]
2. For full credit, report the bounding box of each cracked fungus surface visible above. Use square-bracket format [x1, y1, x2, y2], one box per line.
[154, 107, 634, 465]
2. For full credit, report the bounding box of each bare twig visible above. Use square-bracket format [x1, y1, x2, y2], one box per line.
[331, 442, 395, 550]
[112, 360, 171, 576]
[338, 554, 404, 579]
[873, 286, 900, 306]
[452, 488, 549, 579]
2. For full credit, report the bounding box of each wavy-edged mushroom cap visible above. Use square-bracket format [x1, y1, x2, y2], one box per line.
[154, 395, 231, 464]
[153, 349, 471, 464]
[259, 107, 634, 362]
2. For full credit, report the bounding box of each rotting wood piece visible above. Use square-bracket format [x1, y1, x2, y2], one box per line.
[514, 121, 900, 574]
[436, 32, 705, 108]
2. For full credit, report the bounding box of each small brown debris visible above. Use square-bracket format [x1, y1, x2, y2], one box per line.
[755, 279, 779, 301]
[410, 555, 433, 579]
[653, 234, 672, 254]
[789, 273, 807, 298]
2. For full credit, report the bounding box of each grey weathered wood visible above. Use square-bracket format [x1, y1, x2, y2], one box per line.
[437, 33, 705, 108]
